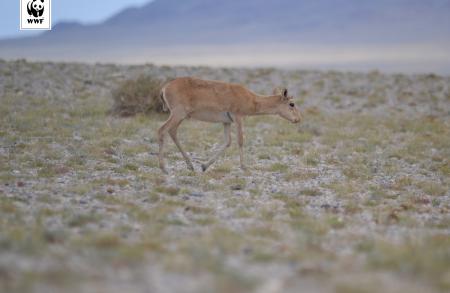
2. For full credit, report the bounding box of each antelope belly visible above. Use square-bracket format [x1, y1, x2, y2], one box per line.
[190, 111, 234, 123]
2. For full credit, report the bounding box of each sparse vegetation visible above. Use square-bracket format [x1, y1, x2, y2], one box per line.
[110, 74, 166, 116]
[0, 59, 449, 293]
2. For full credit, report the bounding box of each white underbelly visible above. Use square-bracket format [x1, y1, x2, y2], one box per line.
[190, 111, 234, 123]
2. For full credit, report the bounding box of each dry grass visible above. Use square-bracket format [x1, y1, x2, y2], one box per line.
[1, 60, 449, 293]
[110, 75, 166, 116]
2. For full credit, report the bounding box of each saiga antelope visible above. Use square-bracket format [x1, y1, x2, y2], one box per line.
[158, 77, 302, 173]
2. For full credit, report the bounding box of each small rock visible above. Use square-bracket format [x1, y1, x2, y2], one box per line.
[321, 204, 331, 209]
[321, 204, 339, 213]
[230, 185, 243, 191]
[17, 181, 25, 187]
[189, 192, 204, 197]
[104, 148, 116, 155]
[288, 260, 298, 268]
[43, 229, 65, 244]
[277, 243, 289, 253]
[414, 197, 431, 205]
[387, 211, 399, 223]
[54, 165, 70, 175]
[107, 188, 114, 194]
[242, 247, 252, 255]
[234, 191, 250, 197]
[79, 199, 88, 205]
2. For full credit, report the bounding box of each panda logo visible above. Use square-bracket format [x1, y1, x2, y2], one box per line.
[27, 0, 45, 18]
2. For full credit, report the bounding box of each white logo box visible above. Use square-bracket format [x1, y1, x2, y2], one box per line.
[20, 0, 52, 30]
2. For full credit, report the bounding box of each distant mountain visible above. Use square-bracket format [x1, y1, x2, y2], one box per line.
[1, 0, 450, 72]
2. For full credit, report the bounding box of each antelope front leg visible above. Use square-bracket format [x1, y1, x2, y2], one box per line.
[202, 123, 231, 171]
[235, 116, 246, 170]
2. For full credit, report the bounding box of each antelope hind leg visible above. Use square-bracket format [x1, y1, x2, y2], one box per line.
[169, 122, 195, 171]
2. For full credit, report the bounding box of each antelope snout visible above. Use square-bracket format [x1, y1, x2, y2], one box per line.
[292, 114, 302, 124]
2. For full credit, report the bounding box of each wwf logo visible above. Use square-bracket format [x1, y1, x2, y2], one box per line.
[27, 0, 45, 18]
[20, 0, 51, 30]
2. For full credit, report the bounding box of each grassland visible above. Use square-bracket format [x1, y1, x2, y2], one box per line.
[0, 59, 449, 293]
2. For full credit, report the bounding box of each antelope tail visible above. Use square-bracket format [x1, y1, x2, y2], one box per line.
[159, 88, 168, 112]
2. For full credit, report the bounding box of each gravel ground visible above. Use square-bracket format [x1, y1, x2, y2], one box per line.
[0, 59, 449, 293]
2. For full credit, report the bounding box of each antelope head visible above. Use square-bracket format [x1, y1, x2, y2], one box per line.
[273, 88, 302, 123]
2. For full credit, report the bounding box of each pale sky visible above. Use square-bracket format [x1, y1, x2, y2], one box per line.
[0, 0, 151, 39]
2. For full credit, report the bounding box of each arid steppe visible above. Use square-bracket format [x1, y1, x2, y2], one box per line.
[0, 59, 449, 293]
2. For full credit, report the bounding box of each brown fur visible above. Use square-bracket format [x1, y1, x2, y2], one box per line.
[158, 77, 302, 173]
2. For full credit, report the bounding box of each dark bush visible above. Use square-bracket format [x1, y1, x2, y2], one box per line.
[110, 75, 166, 117]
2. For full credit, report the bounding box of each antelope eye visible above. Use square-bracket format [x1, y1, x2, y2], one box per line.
[289, 102, 295, 108]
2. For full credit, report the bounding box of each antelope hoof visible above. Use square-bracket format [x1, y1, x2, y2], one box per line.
[201, 163, 208, 172]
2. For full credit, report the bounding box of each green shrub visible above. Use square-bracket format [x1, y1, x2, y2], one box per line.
[111, 75, 165, 116]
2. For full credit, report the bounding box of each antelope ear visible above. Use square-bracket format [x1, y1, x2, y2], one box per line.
[282, 88, 288, 99]
[272, 87, 282, 95]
